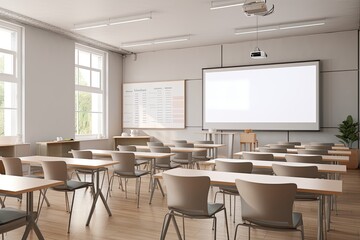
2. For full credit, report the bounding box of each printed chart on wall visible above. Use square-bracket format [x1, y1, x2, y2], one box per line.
[123, 80, 185, 129]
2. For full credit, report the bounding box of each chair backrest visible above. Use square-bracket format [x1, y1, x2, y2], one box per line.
[71, 150, 93, 159]
[147, 142, 164, 147]
[41, 161, 68, 182]
[149, 146, 171, 165]
[2, 157, 23, 176]
[235, 179, 297, 227]
[194, 140, 214, 144]
[278, 141, 301, 146]
[268, 144, 295, 149]
[117, 145, 137, 151]
[172, 140, 187, 144]
[305, 145, 332, 150]
[309, 142, 335, 146]
[272, 164, 320, 178]
[215, 160, 253, 173]
[174, 143, 193, 160]
[285, 154, 322, 164]
[297, 149, 328, 155]
[259, 147, 287, 153]
[111, 152, 136, 173]
[243, 152, 274, 161]
[163, 173, 210, 216]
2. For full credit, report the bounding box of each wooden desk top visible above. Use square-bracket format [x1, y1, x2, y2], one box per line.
[235, 152, 349, 163]
[113, 136, 151, 139]
[36, 140, 80, 145]
[155, 168, 343, 195]
[0, 174, 63, 195]
[134, 145, 207, 153]
[164, 143, 225, 149]
[21, 155, 119, 169]
[0, 143, 30, 147]
[205, 158, 347, 173]
[286, 148, 351, 156]
[85, 149, 175, 159]
[197, 131, 239, 135]
[294, 145, 349, 150]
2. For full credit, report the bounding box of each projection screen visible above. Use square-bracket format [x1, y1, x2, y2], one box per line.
[203, 61, 320, 131]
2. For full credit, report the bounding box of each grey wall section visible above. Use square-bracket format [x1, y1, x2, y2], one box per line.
[24, 25, 75, 152]
[124, 30, 359, 153]
[23, 25, 123, 153]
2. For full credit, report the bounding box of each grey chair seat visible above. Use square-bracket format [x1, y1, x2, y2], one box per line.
[170, 202, 225, 217]
[53, 180, 92, 191]
[114, 169, 150, 177]
[155, 162, 181, 169]
[245, 212, 303, 229]
[0, 208, 27, 225]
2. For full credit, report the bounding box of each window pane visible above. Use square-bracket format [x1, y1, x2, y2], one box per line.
[92, 71, 101, 88]
[91, 54, 102, 69]
[75, 68, 79, 84]
[78, 50, 90, 67]
[0, 52, 14, 75]
[0, 28, 16, 51]
[78, 68, 90, 86]
[91, 93, 102, 112]
[0, 82, 17, 108]
[0, 109, 17, 136]
[91, 113, 102, 135]
[77, 112, 91, 135]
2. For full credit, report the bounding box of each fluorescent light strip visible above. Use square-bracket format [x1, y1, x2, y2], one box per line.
[279, 22, 325, 30]
[210, 0, 245, 10]
[235, 19, 326, 36]
[122, 35, 190, 48]
[73, 12, 152, 31]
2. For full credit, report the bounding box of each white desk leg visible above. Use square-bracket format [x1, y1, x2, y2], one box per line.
[227, 134, 234, 158]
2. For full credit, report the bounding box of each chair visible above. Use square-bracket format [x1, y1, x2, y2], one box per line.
[243, 153, 274, 174]
[297, 149, 328, 155]
[117, 145, 149, 168]
[106, 152, 150, 208]
[149, 146, 181, 170]
[172, 140, 187, 144]
[1, 157, 50, 210]
[41, 161, 92, 233]
[305, 145, 332, 150]
[269, 143, 295, 149]
[285, 154, 323, 164]
[214, 160, 253, 222]
[160, 173, 229, 240]
[240, 133, 258, 151]
[259, 147, 287, 153]
[147, 141, 164, 147]
[172, 143, 194, 168]
[234, 179, 304, 240]
[71, 150, 107, 192]
[278, 141, 302, 146]
[0, 207, 27, 239]
[242, 152, 274, 160]
[193, 140, 214, 164]
[309, 142, 335, 146]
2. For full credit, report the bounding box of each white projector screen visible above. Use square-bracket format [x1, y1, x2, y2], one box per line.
[203, 61, 320, 131]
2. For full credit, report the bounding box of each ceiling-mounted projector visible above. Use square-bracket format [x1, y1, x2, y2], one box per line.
[242, 0, 274, 16]
[250, 47, 267, 59]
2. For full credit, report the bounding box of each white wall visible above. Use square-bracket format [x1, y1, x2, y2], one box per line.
[23, 25, 123, 153]
[124, 30, 359, 155]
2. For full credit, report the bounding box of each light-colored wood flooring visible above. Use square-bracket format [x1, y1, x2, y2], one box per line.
[3, 168, 360, 240]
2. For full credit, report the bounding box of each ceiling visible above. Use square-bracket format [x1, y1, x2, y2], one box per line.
[0, 0, 359, 54]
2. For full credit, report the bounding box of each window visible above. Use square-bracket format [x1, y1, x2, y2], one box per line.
[75, 44, 106, 139]
[0, 21, 22, 137]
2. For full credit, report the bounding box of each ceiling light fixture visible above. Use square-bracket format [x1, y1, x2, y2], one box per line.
[235, 19, 326, 36]
[73, 12, 152, 31]
[210, 0, 245, 10]
[121, 35, 190, 48]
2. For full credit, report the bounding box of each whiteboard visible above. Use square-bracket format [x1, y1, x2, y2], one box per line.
[123, 81, 185, 129]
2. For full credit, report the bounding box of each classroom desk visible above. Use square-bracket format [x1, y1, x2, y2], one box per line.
[113, 136, 151, 149]
[164, 143, 225, 158]
[197, 131, 238, 158]
[20, 155, 119, 226]
[205, 158, 347, 174]
[286, 149, 351, 156]
[235, 152, 349, 163]
[134, 145, 207, 154]
[153, 168, 342, 240]
[294, 145, 349, 150]
[0, 175, 62, 240]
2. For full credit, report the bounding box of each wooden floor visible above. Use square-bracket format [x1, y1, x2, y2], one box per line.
[3, 168, 360, 240]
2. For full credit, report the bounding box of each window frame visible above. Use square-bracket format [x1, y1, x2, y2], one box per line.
[75, 44, 107, 140]
[0, 20, 23, 138]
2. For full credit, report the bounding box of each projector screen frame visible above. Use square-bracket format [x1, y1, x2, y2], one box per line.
[202, 60, 320, 131]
